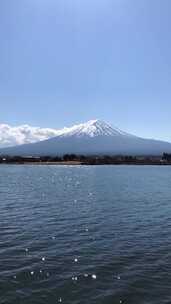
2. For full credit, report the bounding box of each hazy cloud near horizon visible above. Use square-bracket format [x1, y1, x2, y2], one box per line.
[0, 124, 60, 148]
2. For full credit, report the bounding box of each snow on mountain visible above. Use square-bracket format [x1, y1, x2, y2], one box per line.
[56, 120, 133, 138]
[0, 119, 171, 156]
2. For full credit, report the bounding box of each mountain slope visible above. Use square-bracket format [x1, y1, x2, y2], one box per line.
[0, 120, 171, 156]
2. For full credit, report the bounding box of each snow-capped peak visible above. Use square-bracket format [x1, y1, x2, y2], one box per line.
[56, 119, 132, 138]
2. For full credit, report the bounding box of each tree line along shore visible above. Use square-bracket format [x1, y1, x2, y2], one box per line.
[0, 153, 171, 165]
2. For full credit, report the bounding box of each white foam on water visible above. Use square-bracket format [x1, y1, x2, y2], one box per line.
[92, 274, 97, 279]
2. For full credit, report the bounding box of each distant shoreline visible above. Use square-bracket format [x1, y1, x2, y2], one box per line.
[1, 161, 171, 166]
[0, 161, 82, 166]
[1, 153, 171, 166]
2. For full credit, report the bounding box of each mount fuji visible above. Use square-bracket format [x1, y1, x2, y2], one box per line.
[0, 119, 171, 156]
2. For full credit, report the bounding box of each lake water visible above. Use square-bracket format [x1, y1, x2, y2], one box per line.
[0, 165, 171, 304]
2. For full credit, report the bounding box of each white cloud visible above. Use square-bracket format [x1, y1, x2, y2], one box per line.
[0, 123, 61, 148]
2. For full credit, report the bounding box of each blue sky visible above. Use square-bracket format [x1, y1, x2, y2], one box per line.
[0, 0, 171, 141]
